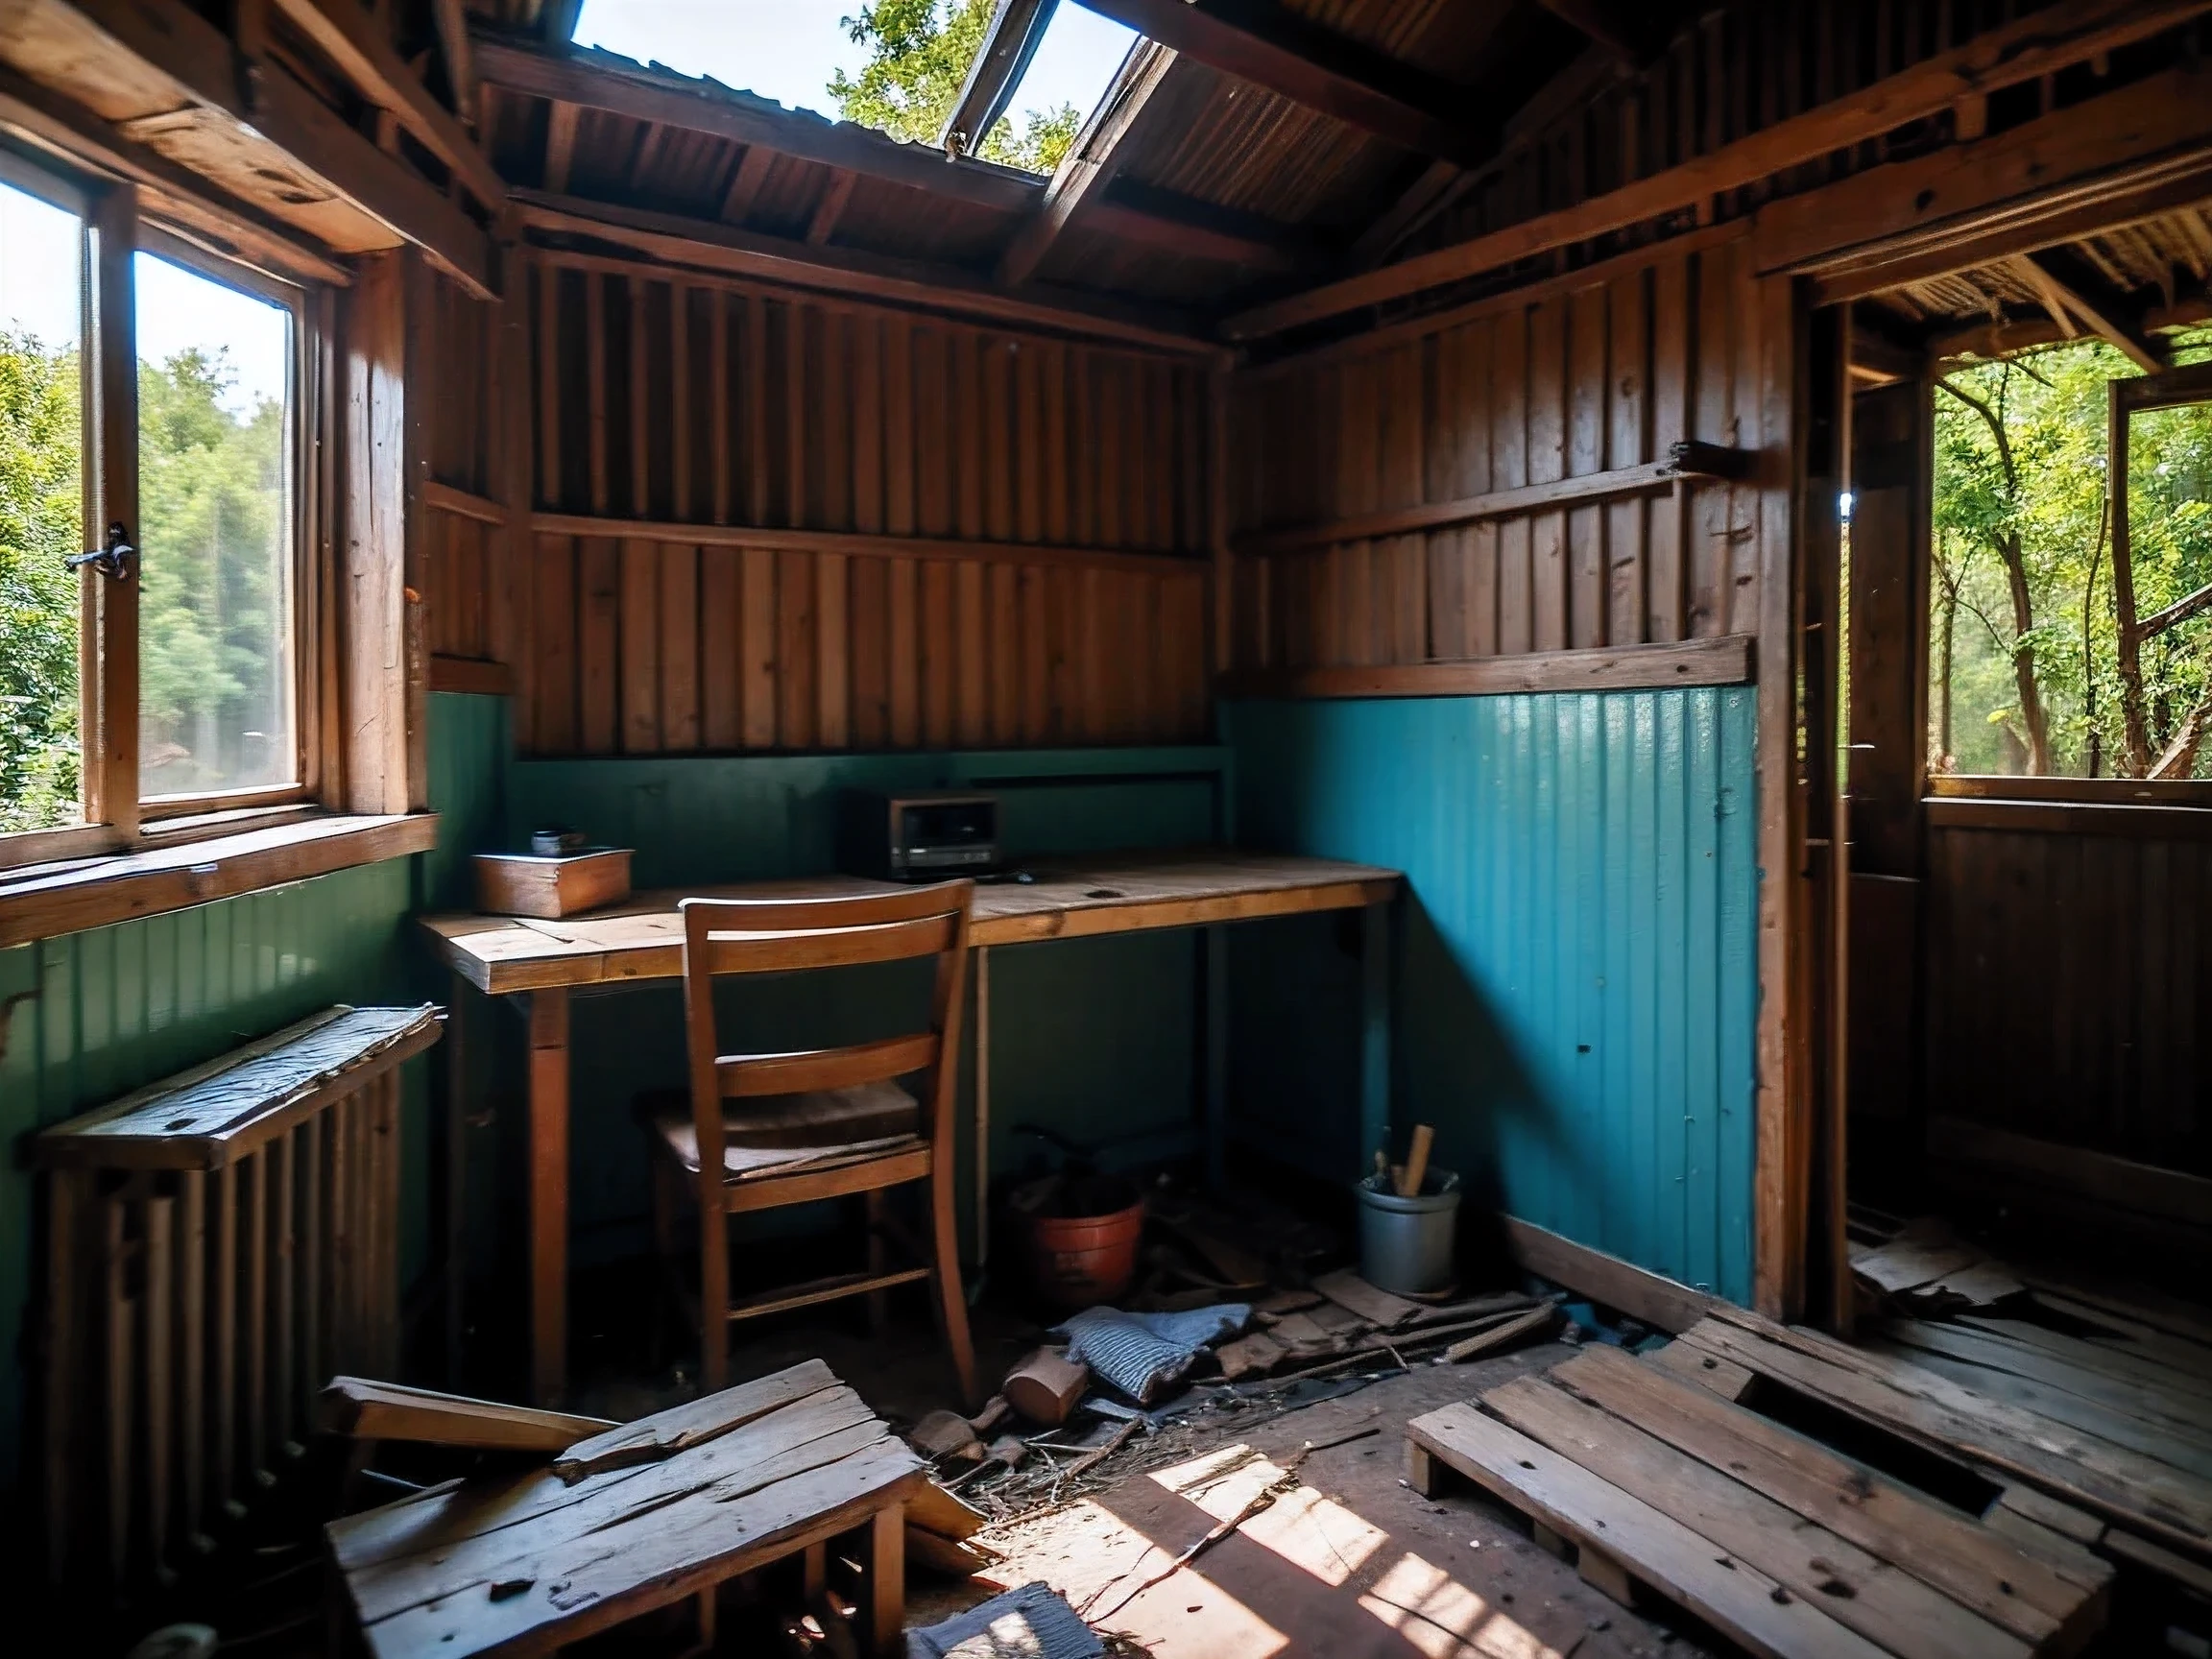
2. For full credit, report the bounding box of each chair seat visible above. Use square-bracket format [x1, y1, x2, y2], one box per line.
[649, 1078, 923, 1181]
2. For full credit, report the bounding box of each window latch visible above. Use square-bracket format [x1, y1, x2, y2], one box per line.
[66, 522, 135, 583]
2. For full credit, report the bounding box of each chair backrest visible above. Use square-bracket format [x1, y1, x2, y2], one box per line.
[676, 882, 975, 1189]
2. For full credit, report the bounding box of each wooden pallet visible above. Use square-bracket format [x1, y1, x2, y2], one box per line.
[1407, 1340, 2112, 1658]
[1673, 1304, 2212, 1601]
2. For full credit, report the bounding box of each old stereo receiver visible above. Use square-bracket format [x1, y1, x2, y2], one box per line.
[837, 790, 999, 881]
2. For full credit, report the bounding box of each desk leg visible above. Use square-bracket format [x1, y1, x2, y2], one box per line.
[444, 972, 469, 1386]
[1202, 925, 1228, 1189]
[973, 947, 990, 1268]
[527, 988, 570, 1406]
[1360, 900, 1394, 1175]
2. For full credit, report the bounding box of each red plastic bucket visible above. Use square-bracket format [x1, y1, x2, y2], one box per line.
[1026, 1186, 1144, 1311]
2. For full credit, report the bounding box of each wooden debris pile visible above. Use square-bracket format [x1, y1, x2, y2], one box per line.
[898, 1266, 1561, 1533]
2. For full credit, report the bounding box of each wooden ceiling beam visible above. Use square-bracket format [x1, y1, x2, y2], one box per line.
[15, 0, 493, 296]
[997, 40, 1175, 287]
[1226, 0, 2212, 340]
[0, 67, 352, 285]
[268, 0, 504, 207]
[2024, 249, 2168, 372]
[1536, 0, 1670, 68]
[430, 0, 474, 128]
[512, 189, 1225, 359]
[1070, 0, 1489, 165]
[1089, 177, 1310, 272]
[471, 33, 1041, 216]
[940, 0, 1058, 159]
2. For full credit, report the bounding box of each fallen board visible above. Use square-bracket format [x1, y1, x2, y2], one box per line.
[1407, 1403, 1895, 1659]
[1680, 1309, 2212, 1570]
[328, 1361, 923, 1657]
[1409, 1343, 2113, 1657]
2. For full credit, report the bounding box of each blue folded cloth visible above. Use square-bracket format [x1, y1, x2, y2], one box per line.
[1049, 1304, 1250, 1403]
[906, 1580, 1101, 1659]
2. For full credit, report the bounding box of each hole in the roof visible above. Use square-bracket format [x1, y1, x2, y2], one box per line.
[564, 1, 1138, 176]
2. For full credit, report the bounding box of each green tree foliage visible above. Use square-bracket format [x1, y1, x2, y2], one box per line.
[832, 0, 1082, 175]
[0, 329, 82, 831]
[1931, 328, 2212, 780]
[136, 347, 291, 797]
[0, 334, 289, 830]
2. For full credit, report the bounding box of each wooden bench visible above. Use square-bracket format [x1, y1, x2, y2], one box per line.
[32, 1004, 442, 1597]
[325, 1358, 924, 1657]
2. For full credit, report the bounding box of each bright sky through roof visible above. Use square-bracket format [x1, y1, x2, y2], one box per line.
[572, 0, 1137, 158]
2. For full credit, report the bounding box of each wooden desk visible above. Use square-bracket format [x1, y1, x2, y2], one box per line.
[421, 851, 1401, 1404]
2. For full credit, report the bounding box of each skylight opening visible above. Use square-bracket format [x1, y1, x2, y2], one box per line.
[565, 1, 1137, 177]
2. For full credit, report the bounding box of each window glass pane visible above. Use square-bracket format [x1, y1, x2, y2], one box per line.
[136, 251, 296, 799]
[0, 177, 84, 831]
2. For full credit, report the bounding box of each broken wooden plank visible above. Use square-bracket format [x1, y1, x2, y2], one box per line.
[1312, 1269, 1421, 1330]
[1551, 1345, 2108, 1644]
[1407, 1403, 1894, 1659]
[318, 1378, 615, 1454]
[1645, 1338, 1757, 1402]
[1485, 1370, 2044, 1659]
[1444, 1304, 1558, 1362]
[549, 1358, 836, 1483]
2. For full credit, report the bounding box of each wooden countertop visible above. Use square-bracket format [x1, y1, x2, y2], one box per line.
[421, 850, 1400, 995]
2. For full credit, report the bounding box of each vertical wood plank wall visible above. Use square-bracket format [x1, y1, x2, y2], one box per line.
[1230, 230, 1770, 671]
[1924, 823, 2212, 1177]
[420, 270, 504, 674]
[468, 253, 1215, 757]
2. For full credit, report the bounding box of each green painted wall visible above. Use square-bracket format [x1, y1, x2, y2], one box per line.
[487, 747, 1227, 1274]
[1226, 688, 1759, 1306]
[0, 692, 507, 1500]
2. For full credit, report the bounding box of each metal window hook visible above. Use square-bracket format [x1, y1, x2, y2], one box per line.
[66, 522, 135, 582]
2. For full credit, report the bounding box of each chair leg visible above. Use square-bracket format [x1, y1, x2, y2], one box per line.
[698, 1187, 731, 1394]
[863, 1190, 889, 1337]
[925, 1164, 978, 1410]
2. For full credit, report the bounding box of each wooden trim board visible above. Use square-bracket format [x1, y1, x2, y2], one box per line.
[1925, 797, 2212, 838]
[0, 813, 439, 950]
[1500, 1215, 1720, 1334]
[1224, 637, 1752, 701]
[1927, 1117, 2212, 1230]
[528, 509, 1201, 580]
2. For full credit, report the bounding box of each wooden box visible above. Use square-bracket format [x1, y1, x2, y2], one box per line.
[472, 848, 633, 918]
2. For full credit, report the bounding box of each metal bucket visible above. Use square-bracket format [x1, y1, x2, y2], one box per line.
[1356, 1169, 1461, 1295]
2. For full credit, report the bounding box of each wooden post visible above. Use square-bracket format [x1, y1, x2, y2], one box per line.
[1202, 924, 1229, 1189]
[528, 988, 571, 1405]
[972, 946, 991, 1266]
[1359, 899, 1394, 1175]
[445, 979, 469, 1383]
[866, 1503, 905, 1658]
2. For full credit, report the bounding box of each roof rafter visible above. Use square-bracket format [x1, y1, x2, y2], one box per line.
[1070, 0, 1490, 165]
[270, 0, 504, 206]
[1537, 0, 1671, 68]
[997, 39, 1176, 287]
[2025, 249, 2167, 372]
[1228, 0, 2212, 340]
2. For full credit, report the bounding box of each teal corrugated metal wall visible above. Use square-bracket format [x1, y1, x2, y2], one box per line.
[1227, 687, 1758, 1305]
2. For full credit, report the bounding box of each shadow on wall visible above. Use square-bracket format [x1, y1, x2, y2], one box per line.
[1224, 688, 1758, 1307]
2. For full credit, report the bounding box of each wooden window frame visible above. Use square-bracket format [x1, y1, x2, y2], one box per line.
[0, 150, 335, 873]
[1926, 357, 2212, 804]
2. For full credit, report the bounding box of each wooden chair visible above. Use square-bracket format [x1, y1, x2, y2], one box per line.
[646, 882, 978, 1407]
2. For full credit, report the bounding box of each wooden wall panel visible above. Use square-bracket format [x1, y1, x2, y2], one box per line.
[1230, 231, 1767, 674]
[1925, 821, 2212, 1178]
[419, 267, 509, 681]
[515, 251, 1213, 755]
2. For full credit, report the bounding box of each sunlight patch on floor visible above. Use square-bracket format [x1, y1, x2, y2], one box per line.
[1359, 1551, 1574, 1659]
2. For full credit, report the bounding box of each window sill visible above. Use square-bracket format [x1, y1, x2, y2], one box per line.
[0, 812, 440, 950]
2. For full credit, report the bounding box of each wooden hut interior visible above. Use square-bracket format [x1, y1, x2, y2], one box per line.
[2, 1, 2209, 1654]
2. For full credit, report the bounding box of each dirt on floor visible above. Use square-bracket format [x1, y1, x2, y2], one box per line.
[899, 1340, 1708, 1659]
